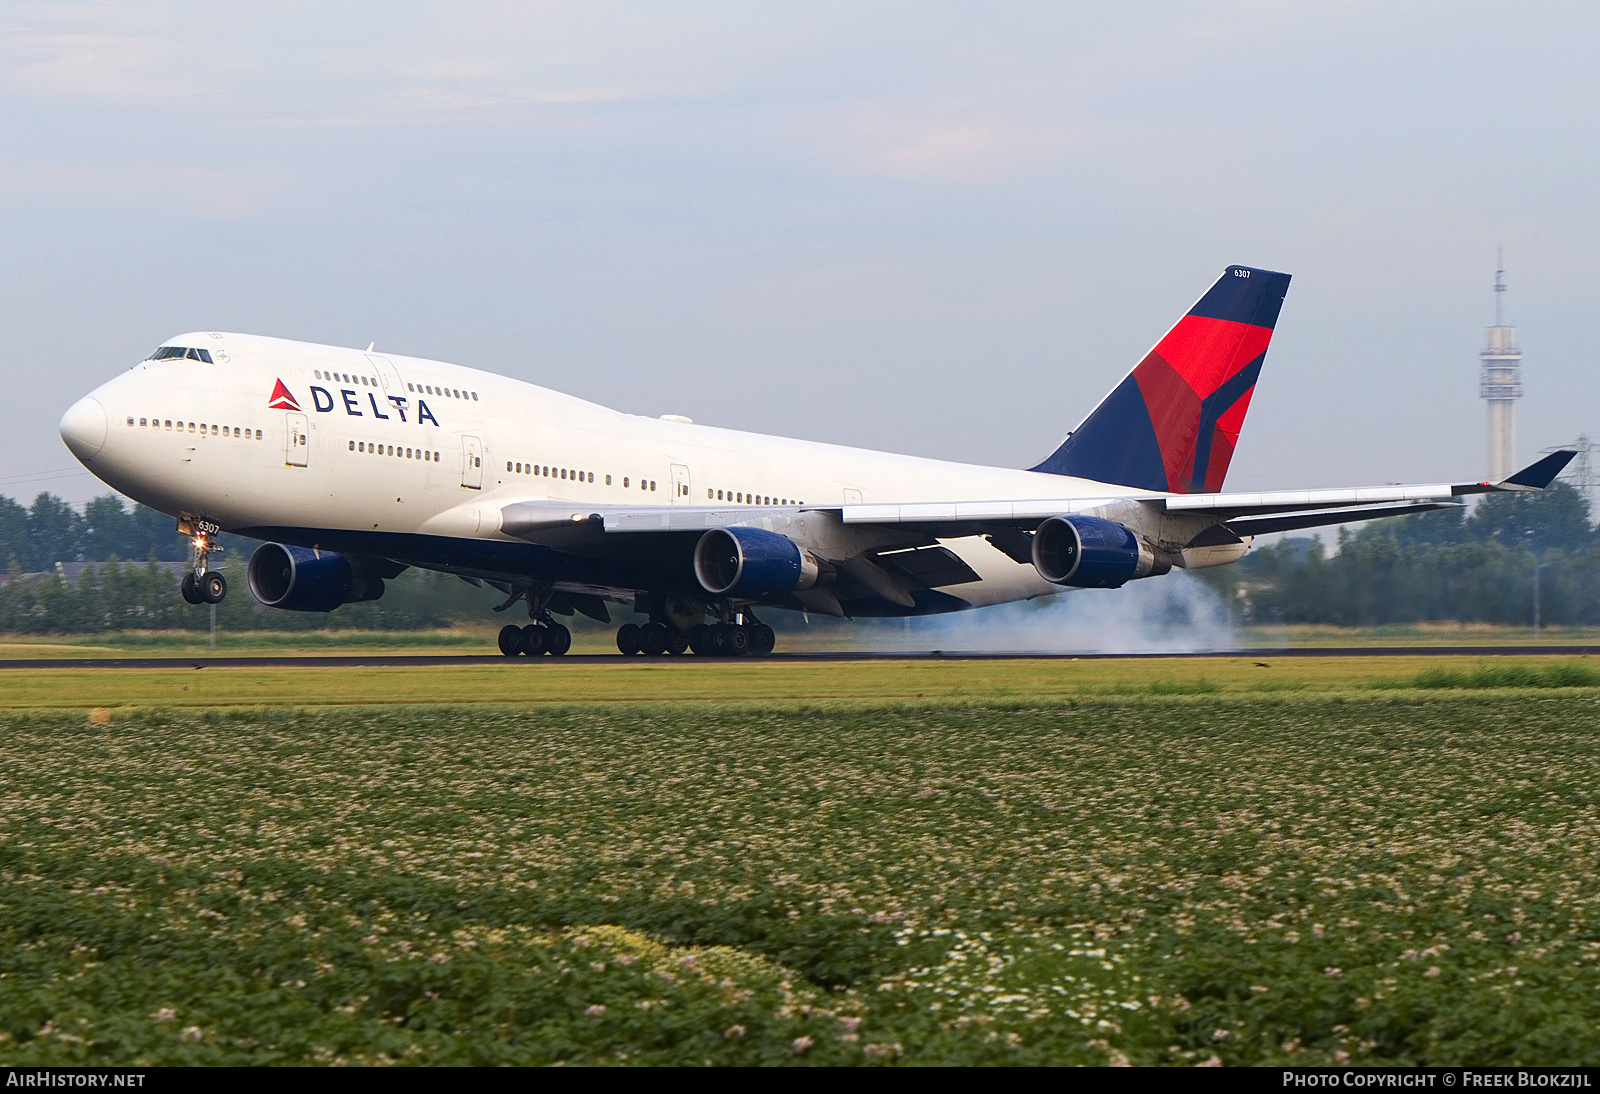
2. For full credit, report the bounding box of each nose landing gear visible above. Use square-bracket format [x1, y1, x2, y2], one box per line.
[178, 522, 226, 605]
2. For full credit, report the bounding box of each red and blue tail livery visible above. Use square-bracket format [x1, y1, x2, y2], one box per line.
[1031, 265, 1291, 494]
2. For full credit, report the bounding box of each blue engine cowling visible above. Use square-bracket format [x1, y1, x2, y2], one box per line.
[1030, 515, 1169, 588]
[694, 527, 823, 598]
[247, 543, 386, 612]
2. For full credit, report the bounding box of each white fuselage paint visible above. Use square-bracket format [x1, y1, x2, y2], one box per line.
[67, 332, 1176, 611]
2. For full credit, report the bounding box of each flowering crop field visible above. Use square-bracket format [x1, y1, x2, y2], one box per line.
[2, 694, 1599, 1066]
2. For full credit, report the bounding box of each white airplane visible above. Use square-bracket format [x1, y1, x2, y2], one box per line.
[58, 265, 1571, 657]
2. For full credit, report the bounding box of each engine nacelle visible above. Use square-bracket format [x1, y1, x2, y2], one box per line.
[694, 527, 825, 598]
[1031, 515, 1170, 588]
[247, 543, 387, 613]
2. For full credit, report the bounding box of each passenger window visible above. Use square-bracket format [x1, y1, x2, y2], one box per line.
[348, 441, 354, 451]
[650, 481, 656, 491]
[255, 430, 262, 439]
[588, 472, 594, 483]
[472, 392, 478, 400]
[606, 475, 612, 485]
[407, 383, 414, 392]
[139, 418, 147, 427]
[623, 477, 629, 488]
[212, 425, 219, 435]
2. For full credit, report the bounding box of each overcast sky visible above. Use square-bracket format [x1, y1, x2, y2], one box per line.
[5, 1, 1597, 508]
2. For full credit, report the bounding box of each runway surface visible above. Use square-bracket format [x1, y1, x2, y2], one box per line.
[2, 647, 1598, 669]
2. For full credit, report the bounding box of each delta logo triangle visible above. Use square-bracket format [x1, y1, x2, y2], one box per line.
[267, 379, 301, 411]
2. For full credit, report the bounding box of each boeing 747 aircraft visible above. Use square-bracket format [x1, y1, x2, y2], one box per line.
[58, 266, 1571, 656]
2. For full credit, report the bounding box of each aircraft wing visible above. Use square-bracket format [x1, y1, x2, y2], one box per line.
[832, 451, 1576, 545]
[497, 451, 1574, 554]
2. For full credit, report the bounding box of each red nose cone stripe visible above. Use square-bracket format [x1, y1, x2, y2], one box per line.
[268, 379, 301, 411]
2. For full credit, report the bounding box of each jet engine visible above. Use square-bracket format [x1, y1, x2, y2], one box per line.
[694, 527, 828, 598]
[1030, 515, 1170, 589]
[247, 543, 388, 612]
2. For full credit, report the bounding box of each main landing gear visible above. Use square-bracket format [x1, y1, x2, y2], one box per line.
[178, 523, 226, 605]
[616, 617, 775, 657]
[498, 621, 572, 658]
[495, 584, 573, 658]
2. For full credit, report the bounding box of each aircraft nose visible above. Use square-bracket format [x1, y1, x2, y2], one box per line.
[60, 396, 108, 462]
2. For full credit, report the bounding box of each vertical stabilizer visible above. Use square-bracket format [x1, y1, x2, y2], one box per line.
[1030, 265, 1291, 494]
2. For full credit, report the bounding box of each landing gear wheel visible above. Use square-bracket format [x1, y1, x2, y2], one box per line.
[616, 623, 642, 655]
[688, 624, 710, 656]
[748, 623, 775, 655]
[665, 628, 689, 656]
[544, 623, 572, 657]
[498, 624, 524, 657]
[520, 624, 546, 657]
[709, 623, 750, 656]
[640, 622, 669, 656]
[200, 571, 227, 605]
[180, 571, 205, 605]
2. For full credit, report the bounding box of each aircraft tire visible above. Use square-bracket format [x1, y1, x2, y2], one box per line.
[616, 623, 642, 656]
[706, 624, 731, 656]
[665, 628, 689, 656]
[497, 624, 524, 657]
[544, 623, 572, 657]
[640, 622, 669, 656]
[520, 624, 545, 657]
[180, 572, 205, 605]
[749, 623, 775, 655]
[688, 623, 710, 655]
[726, 624, 750, 656]
[200, 572, 228, 605]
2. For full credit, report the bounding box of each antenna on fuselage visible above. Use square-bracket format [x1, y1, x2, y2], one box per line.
[366, 342, 376, 352]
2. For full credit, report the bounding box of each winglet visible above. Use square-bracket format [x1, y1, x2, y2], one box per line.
[1500, 450, 1576, 491]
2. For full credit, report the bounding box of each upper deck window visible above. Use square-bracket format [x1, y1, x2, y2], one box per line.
[149, 346, 214, 363]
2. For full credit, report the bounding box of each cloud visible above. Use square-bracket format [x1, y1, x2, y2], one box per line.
[0, 165, 288, 217]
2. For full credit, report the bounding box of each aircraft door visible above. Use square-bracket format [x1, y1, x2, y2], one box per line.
[670, 463, 691, 504]
[285, 413, 309, 467]
[365, 354, 403, 395]
[461, 435, 483, 489]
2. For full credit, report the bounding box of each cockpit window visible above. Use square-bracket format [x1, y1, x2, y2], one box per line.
[148, 346, 214, 363]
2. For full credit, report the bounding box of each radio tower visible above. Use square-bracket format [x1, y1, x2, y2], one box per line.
[1479, 249, 1522, 481]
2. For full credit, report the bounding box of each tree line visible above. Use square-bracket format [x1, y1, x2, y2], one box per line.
[7, 484, 1600, 633]
[0, 492, 190, 573]
[1196, 481, 1600, 626]
[0, 492, 480, 632]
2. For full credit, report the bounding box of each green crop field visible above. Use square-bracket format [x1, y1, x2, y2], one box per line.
[3, 685, 1599, 1066]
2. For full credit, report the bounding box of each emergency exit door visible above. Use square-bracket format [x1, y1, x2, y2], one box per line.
[285, 413, 309, 467]
[670, 463, 691, 504]
[461, 435, 483, 489]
